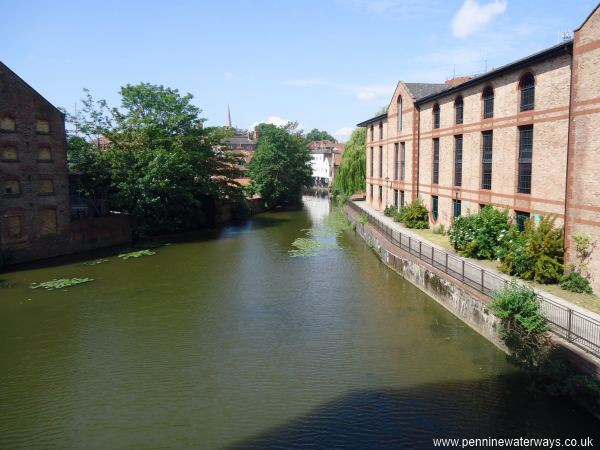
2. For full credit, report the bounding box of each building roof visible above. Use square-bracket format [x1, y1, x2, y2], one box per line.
[308, 140, 344, 154]
[355, 113, 388, 128]
[226, 135, 257, 146]
[416, 40, 573, 104]
[404, 83, 447, 100]
[0, 61, 64, 117]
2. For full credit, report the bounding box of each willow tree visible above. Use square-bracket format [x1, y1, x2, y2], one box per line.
[332, 127, 366, 199]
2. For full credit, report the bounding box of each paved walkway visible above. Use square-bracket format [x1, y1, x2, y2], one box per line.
[351, 200, 600, 359]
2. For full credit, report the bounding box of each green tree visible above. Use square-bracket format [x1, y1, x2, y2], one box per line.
[305, 128, 336, 143]
[247, 123, 312, 207]
[332, 127, 366, 198]
[68, 84, 244, 236]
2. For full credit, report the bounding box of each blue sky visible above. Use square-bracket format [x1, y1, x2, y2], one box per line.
[3, 0, 597, 141]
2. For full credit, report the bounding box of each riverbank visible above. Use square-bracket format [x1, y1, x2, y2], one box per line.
[343, 200, 600, 384]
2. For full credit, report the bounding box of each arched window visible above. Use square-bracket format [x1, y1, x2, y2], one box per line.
[520, 73, 535, 112]
[370, 124, 374, 141]
[483, 86, 494, 118]
[455, 96, 463, 125]
[433, 103, 440, 129]
[397, 96, 403, 132]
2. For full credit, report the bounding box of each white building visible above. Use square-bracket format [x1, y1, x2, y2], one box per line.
[309, 140, 344, 187]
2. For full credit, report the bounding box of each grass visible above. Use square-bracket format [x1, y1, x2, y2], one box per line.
[411, 228, 455, 252]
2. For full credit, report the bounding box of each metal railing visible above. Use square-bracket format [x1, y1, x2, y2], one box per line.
[347, 201, 600, 358]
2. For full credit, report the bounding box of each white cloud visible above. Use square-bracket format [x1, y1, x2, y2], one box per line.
[224, 72, 234, 80]
[334, 127, 354, 142]
[451, 0, 507, 38]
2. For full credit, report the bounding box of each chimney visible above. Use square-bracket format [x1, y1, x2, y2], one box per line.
[445, 76, 472, 87]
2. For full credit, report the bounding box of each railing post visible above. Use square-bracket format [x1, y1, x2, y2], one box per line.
[445, 253, 448, 273]
[408, 236, 412, 254]
[567, 309, 573, 341]
[431, 246, 434, 264]
[461, 260, 465, 282]
[419, 241, 422, 259]
[480, 268, 485, 292]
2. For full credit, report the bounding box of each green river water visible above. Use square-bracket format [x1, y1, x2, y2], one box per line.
[0, 196, 597, 449]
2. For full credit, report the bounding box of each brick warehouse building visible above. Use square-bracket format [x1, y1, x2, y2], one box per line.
[1, 62, 131, 263]
[358, 4, 600, 292]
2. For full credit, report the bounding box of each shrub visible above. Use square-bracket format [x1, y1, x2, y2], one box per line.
[560, 270, 593, 294]
[383, 205, 396, 217]
[396, 199, 429, 229]
[448, 206, 511, 260]
[500, 216, 564, 284]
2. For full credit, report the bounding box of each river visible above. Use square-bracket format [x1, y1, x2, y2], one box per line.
[0, 196, 597, 448]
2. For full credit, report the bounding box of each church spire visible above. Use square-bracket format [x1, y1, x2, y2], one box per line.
[226, 105, 232, 129]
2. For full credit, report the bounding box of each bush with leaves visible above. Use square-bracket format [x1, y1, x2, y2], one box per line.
[500, 216, 564, 284]
[383, 205, 396, 217]
[394, 199, 428, 229]
[560, 270, 593, 294]
[331, 128, 366, 199]
[448, 206, 511, 260]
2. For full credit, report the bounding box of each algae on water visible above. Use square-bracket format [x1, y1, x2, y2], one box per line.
[118, 249, 156, 260]
[30, 278, 94, 290]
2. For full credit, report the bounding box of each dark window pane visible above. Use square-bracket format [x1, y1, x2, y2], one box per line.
[520, 74, 535, 111]
[379, 146, 383, 177]
[483, 87, 494, 118]
[401, 143, 406, 180]
[518, 126, 533, 193]
[455, 97, 463, 125]
[454, 135, 463, 187]
[433, 104, 440, 129]
[432, 196, 438, 221]
[481, 131, 493, 189]
[433, 139, 439, 184]
[453, 199, 461, 218]
[394, 144, 399, 180]
[516, 211, 530, 231]
[400, 191, 405, 208]
[398, 97, 403, 131]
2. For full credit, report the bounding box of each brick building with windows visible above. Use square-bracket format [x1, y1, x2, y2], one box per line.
[1, 62, 131, 263]
[358, 4, 600, 292]
[1, 61, 71, 258]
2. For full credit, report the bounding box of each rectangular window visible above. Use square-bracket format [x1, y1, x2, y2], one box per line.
[432, 139, 439, 185]
[379, 122, 383, 140]
[379, 186, 383, 203]
[379, 146, 383, 178]
[37, 147, 52, 162]
[453, 199, 462, 218]
[394, 143, 399, 180]
[38, 179, 54, 195]
[455, 100, 463, 125]
[518, 126, 533, 194]
[432, 196, 438, 222]
[36, 120, 50, 134]
[400, 142, 406, 180]
[515, 211, 530, 231]
[370, 125, 374, 142]
[40, 209, 58, 236]
[400, 191, 405, 208]
[484, 90, 494, 118]
[369, 147, 373, 177]
[370, 184, 373, 200]
[481, 131, 493, 190]
[0, 117, 16, 131]
[454, 135, 463, 187]
[7, 215, 22, 238]
[1, 146, 18, 161]
[394, 189, 398, 207]
[4, 179, 20, 195]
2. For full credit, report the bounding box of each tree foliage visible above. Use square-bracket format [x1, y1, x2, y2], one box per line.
[68, 84, 244, 236]
[332, 127, 366, 199]
[305, 128, 336, 143]
[247, 123, 312, 207]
